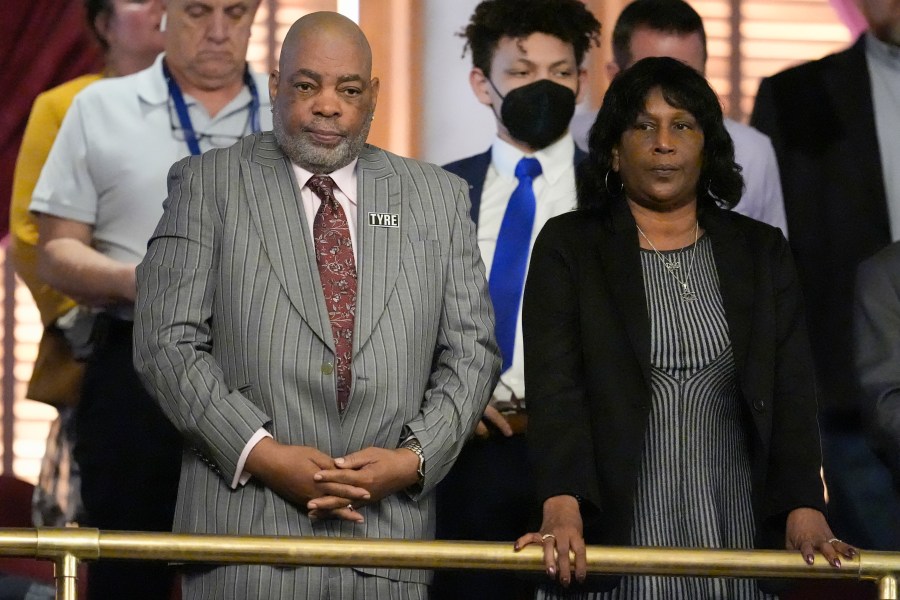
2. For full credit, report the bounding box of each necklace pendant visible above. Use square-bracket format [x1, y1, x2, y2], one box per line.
[665, 260, 680, 272]
[681, 288, 697, 301]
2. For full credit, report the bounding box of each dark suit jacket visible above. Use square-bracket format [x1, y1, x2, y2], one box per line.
[523, 201, 825, 557]
[443, 146, 586, 226]
[751, 36, 890, 419]
[853, 242, 900, 484]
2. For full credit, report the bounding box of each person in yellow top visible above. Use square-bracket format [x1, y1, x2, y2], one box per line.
[9, 0, 164, 526]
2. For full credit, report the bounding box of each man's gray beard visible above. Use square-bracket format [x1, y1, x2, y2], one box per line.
[273, 109, 372, 174]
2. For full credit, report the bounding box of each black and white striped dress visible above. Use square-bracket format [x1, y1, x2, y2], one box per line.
[539, 236, 775, 600]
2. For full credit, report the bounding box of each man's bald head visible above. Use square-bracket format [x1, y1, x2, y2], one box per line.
[280, 12, 373, 75]
[270, 11, 379, 173]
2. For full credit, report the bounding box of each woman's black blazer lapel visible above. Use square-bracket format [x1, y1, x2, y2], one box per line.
[703, 207, 757, 407]
[596, 202, 759, 407]
[596, 202, 653, 392]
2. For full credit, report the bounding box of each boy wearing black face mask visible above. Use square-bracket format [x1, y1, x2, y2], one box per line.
[434, 1, 601, 599]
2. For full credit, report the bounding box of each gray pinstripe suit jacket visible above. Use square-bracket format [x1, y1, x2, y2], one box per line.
[133, 132, 500, 586]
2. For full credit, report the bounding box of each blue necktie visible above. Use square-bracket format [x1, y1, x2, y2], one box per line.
[489, 157, 542, 373]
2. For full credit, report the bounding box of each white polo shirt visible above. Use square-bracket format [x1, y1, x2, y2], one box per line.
[31, 53, 272, 267]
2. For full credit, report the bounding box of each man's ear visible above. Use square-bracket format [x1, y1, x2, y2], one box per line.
[93, 10, 111, 46]
[268, 70, 279, 106]
[575, 67, 588, 104]
[369, 77, 380, 111]
[605, 61, 621, 83]
[469, 68, 494, 107]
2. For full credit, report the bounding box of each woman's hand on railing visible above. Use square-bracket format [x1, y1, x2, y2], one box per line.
[514, 494, 586, 587]
[785, 507, 858, 567]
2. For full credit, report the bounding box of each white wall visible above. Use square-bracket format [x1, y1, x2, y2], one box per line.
[420, 0, 497, 166]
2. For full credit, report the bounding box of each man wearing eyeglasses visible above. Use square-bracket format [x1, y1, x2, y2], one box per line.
[29, 1, 271, 598]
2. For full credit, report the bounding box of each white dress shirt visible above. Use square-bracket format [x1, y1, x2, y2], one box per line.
[866, 33, 900, 240]
[479, 134, 578, 401]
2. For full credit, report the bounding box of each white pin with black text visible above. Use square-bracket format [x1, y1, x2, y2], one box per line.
[368, 212, 400, 228]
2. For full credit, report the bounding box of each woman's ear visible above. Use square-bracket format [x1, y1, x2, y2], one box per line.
[611, 147, 620, 172]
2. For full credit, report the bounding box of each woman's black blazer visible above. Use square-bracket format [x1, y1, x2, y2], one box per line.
[523, 199, 826, 551]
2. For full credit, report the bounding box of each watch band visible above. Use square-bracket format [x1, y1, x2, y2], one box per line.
[400, 437, 425, 480]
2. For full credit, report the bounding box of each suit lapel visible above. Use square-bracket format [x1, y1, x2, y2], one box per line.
[826, 37, 888, 224]
[462, 150, 491, 226]
[353, 145, 402, 358]
[598, 203, 653, 388]
[703, 207, 754, 388]
[241, 133, 333, 349]
[596, 204, 757, 397]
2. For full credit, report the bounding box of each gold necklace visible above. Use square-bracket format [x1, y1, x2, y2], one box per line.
[636, 221, 700, 302]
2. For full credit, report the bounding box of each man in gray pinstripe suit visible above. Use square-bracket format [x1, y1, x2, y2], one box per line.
[134, 12, 500, 599]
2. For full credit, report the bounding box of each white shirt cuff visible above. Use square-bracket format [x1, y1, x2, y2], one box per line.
[231, 428, 273, 489]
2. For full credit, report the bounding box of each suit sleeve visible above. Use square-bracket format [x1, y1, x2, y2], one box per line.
[750, 77, 781, 150]
[853, 253, 900, 481]
[403, 179, 501, 496]
[757, 137, 788, 238]
[133, 154, 271, 482]
[523, 223, 601, 507]
[765, 233, 826, 518]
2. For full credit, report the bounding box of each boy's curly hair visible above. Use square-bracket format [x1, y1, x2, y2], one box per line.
[461, 0, 601, 76]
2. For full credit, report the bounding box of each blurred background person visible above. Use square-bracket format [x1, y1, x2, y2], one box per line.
[434, 1, 600, 598]
[9, 0, 165, 531]
[517, 57, 853, 598]
[28, 0, 270, 596]
[751, 0, 900, 551]
[854, 241, 900, 496]
[570, 0, 787, 235]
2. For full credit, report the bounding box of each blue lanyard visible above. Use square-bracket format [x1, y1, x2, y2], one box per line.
[162, 60, 261, 156]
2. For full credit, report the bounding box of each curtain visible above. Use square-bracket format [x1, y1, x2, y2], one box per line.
[0, 0, 103, 239]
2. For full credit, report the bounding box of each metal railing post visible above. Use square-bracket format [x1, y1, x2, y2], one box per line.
[879, 575, 898, 600]
[54, 553, 79, 600]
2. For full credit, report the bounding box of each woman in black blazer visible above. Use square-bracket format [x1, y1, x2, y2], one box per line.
[515, 57, 854, 598]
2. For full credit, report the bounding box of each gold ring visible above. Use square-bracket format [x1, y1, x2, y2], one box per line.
[541, 533, 556, 542]
[827, 538, 842, 544]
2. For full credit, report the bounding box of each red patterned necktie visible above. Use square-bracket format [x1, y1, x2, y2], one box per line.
[308, 175, 357, 413]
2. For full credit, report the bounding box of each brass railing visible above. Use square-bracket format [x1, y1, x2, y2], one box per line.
[1, 528, 898, 599]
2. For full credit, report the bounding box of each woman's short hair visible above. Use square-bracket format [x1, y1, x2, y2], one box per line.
[578, 56, 743, 213]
